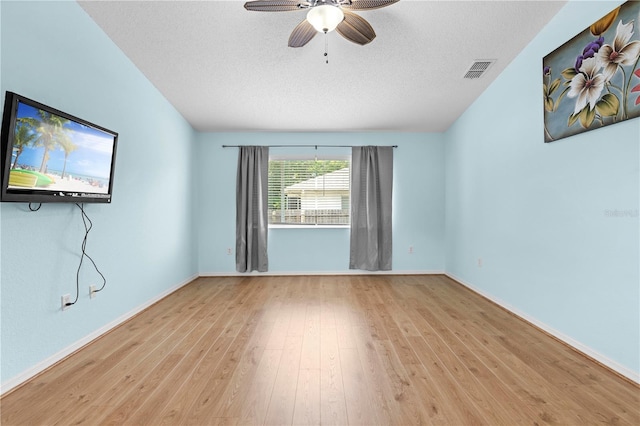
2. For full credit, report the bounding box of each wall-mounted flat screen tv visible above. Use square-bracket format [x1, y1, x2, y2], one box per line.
[0, 92, 118, 203]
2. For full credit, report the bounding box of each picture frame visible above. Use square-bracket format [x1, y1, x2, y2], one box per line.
[543, 1, 640, 142]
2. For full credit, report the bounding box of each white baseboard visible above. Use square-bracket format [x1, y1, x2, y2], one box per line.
[0, 274, 197, 397]
[445, 273, 640, 385]
[200, 270, 445, 277]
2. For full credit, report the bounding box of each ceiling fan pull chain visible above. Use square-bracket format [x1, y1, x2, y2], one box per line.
[324, 30, 329, 64]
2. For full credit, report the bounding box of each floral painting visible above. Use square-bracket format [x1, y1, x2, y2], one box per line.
[543, 1, 640, 142]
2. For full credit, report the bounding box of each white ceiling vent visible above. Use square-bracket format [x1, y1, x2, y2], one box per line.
[463, 60, 495, 79]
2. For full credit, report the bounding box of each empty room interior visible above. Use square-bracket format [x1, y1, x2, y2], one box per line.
[1, 0, 639, 424]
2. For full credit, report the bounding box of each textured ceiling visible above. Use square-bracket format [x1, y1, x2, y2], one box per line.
[79, 0, 567, 132]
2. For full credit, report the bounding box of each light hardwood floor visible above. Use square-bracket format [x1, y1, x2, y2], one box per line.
[1, 275, 638, 425]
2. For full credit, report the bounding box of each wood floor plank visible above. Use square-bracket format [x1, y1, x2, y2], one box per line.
[335, 298, 358, 350]
[375, 338, 434, 425]
[114, 321, 224, 425]
[292, 368, 321, 425]
[263, 334, 302, 425]
[406, 335, 487, 424]
[238, 348, 282, 425]
[182, 310, 269, 423]
[156, 335, 235, 425]
[198, 318, 276, 420]
[351, 324, 415, 425]
[375, 280, 423, 338]
[338, 347, 378, 425]
[1, 275, 638, 426]
[94, 352, 184, 426]
[402, 360, 464, 425]
[264, 302, 293, 350]
[374, 302, 420, 365]
[300, 302, 321, 370]
[319, 325, 348, 426]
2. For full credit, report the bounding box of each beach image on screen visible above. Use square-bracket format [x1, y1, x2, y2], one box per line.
[8, 101, 115, 195]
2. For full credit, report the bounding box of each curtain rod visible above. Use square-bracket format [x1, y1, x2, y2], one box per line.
[222, 144, 398, 148]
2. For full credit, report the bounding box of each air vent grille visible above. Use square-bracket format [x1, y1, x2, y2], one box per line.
[463, 60, 495, 79]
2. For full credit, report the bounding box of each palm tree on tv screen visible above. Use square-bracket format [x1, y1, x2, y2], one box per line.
[11, 122, 38, 169]
[20, 110, 72, 174]
[57, 137, 77, 179]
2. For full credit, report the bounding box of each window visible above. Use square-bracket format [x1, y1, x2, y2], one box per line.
[268, 157, 350, 226]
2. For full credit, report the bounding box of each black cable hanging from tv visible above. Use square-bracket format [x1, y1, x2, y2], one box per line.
[66, 203, 106, 308]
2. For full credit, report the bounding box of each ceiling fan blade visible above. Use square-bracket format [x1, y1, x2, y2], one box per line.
[341, 0, 398, 11]
[336, 10, 376, 45]
[289, 19, 317, 47]
[244, 0, 309, 12]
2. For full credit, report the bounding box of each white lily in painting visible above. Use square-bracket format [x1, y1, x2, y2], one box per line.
[567, 57, 606, 115]
[597, 20, 640, 81]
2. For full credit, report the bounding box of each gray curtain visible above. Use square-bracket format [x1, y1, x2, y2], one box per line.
[349, 146, 393, 271]
[236, 146, 269, 272]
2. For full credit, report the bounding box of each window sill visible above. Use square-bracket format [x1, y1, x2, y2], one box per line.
[269, 224, 350, 230]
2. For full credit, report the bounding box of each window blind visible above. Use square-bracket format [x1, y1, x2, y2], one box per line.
[268, 158, 350, 225]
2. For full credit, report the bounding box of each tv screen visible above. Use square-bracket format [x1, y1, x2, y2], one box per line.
[0, 92, 118, 203]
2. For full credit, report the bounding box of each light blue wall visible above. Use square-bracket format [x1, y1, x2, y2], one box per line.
[196, 132, 445, 274]
[0, 1, 197, 384]
[444, 0, 639, 374]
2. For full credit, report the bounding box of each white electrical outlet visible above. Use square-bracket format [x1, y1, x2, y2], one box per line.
[61, 294, 71, 311]
[89, 285, 97, 299]
[408, 246, 414, 254]
[478, 258, 483, 268]
[227, 248, 232, 255]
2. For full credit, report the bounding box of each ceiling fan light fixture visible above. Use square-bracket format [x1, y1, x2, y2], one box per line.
[307, 5, 344, 33]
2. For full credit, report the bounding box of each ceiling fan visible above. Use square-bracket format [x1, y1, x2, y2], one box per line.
[243, 0, 399, 48]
